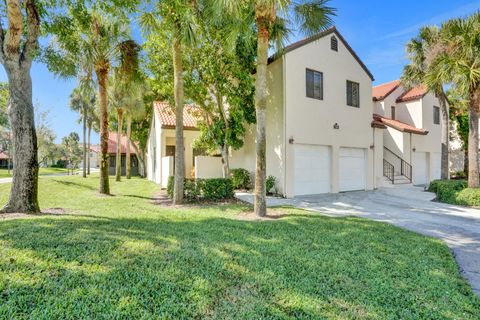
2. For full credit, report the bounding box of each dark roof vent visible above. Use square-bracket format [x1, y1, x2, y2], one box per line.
[331, 36, 338, 51]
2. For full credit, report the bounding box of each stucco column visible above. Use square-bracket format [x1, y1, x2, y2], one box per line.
[285, 142, 295, 198]
[331, 145, 339, 193]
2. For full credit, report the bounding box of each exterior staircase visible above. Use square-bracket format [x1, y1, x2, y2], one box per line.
[383, 147, 412, 185]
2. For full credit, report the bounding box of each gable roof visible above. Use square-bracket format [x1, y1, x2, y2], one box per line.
[373, 114, 428, 135]
[396, 85, 429, 103]
[372, 80, 401, 101]
[153, 101, 199, 129]
[268, 27, 375, 81]
[0, 151, 10, 160]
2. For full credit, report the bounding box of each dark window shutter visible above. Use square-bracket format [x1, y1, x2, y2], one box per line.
[314, 72, 322, 99]
[306, 69, 314, 98]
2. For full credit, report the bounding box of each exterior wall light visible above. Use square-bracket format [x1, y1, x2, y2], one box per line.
[370, 144, 374, 150]
[333, 123, 340, 129]
[289, 137, 295, 144]
[412, 147, 416, 152]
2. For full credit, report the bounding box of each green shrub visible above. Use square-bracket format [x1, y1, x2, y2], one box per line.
[428, 179, 469, 205]
[166, 177, 234, 202]
[231, 168, 251, 190]
[455, 188, 480, 207]
[167, 176, 174, 198]
[266, 175, 276, 195]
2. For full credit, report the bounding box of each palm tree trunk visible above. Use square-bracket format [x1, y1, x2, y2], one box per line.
[439, 93, 449, 179]
[82, 107, 87, 178]
[468, 89, 480, 188]
[116, 109, 123, 182]
[87, 123, 91, 175]
[126, 116, 132, 179]
[254, 21, 269, 217]
[0, 68, 40, 214]
[172, 33, 185, 204]
[97, 69, 110, 194]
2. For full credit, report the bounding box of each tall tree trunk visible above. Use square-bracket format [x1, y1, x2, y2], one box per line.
[254, 22, 269, 217]
[87, 123, 91, 175]
[439, 93, 449, 180]
[130, 141, 146, 178]
[82, 107, 87, 178]
[116, 109, 123, 182]
[7, 132, 11, 175]
[97, 69, 110, 194]
[464, 148, 468, 175]
[468, 89, 480, 188]
[172, 33, 185, 204]
[216, 92, 230, 178]
[126, 116, 132, 179]
[1, 69, 40, 214]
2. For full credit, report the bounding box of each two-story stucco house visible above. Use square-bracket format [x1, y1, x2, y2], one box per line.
[229, 27, 377, 197]
[372, 80, 442, 185]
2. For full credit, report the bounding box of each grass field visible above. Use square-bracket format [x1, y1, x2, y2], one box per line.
[0, 167, 70, 178]
[0, 176, 479, 319]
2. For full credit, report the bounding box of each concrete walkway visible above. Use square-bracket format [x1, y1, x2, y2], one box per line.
[237, 185, 480, 297]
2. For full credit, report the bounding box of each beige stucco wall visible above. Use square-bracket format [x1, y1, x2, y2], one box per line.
[283, 33, 374, 197]
[161, 128, 200, 179]
[230, 58, 285, 194]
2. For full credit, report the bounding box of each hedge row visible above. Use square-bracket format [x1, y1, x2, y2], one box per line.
[428, 179, 480, 206]
[167, 176, 234, 202]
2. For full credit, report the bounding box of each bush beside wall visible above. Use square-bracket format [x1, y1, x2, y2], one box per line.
[230, 168, 251, 190]
[427, 179, 480, 206]
[167, 176, 234, 202]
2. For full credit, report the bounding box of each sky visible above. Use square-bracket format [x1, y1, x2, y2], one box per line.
[1, 0, 479, 144]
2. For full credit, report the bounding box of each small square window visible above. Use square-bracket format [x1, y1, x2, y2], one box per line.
[331, 36, 338, 51]
[433, 106, 440, 125]
[346, 80, 360, 108]
[306, 69, 323, 100]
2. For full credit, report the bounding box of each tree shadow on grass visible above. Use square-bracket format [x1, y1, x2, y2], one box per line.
[52, 179, 97, 191]
[0, 213, 479, 319]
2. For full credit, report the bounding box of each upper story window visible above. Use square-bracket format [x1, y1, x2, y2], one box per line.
[433, 106, 440, 125]
[346, 80, 360, 108]
[306, 69, 323, 100]
[391, 106, 396, 120]
[330, 36, 338, 51]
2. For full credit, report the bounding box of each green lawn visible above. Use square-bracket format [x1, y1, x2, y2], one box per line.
[0, 167, 70, 178]
[0, 176, 479, 319]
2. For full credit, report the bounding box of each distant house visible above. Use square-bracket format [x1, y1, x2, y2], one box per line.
[92, 132, 139, 176]
[79, 144, 99, 170]
[0, 150, 12, 169]
[146, 102, 202, 187]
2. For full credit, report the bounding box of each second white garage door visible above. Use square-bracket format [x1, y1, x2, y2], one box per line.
[294, 145, 331, 196]
[339, 148, 367, 192]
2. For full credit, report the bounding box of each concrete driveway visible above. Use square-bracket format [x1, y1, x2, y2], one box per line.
[237, 185, 480, 297]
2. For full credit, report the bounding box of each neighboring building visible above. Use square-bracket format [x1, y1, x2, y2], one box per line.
[0, 150, 12, 169]
[92, 132, 139, 176]
[146, 27, 443, 197]
[372, 80, 442, 185]
[79, 144, 99, 170]
[147, 102, 202, 186]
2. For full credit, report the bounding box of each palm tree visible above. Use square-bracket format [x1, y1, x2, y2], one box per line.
[429, 12, 480, 187]
[141, 1, 200, 204]
[109, 73, 127, 182]
[69, 87, 88, 178]
[124, 83, 146, 179]
[402, 26, 450, 180]
[220, 0, 336, 216]
[87, 13, 130, 193]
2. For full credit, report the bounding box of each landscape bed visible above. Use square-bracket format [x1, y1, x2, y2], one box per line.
[0, 176, 479, 318]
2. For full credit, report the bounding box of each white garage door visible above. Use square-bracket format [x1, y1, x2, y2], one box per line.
[339, 148, 366, 192]
[412, 152, 428, 185]
[294, 145, 331, 196]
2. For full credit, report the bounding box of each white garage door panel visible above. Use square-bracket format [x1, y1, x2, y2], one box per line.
[431, 153, 441, 180]
[294, 145, 331, 196]
[339, 148, 366, 192]
[413, 152, 428, 185]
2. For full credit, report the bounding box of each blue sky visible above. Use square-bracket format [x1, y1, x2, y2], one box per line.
[1, 0, 479, 144]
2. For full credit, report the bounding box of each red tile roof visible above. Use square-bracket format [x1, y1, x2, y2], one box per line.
[0, 151, 10, 160]
[373, 114, 428, 135]
[107, 132, 137, 154]
[153, 101, 199, 129]
[372, 80, 401, 101]
[396, 85, 428, 103]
